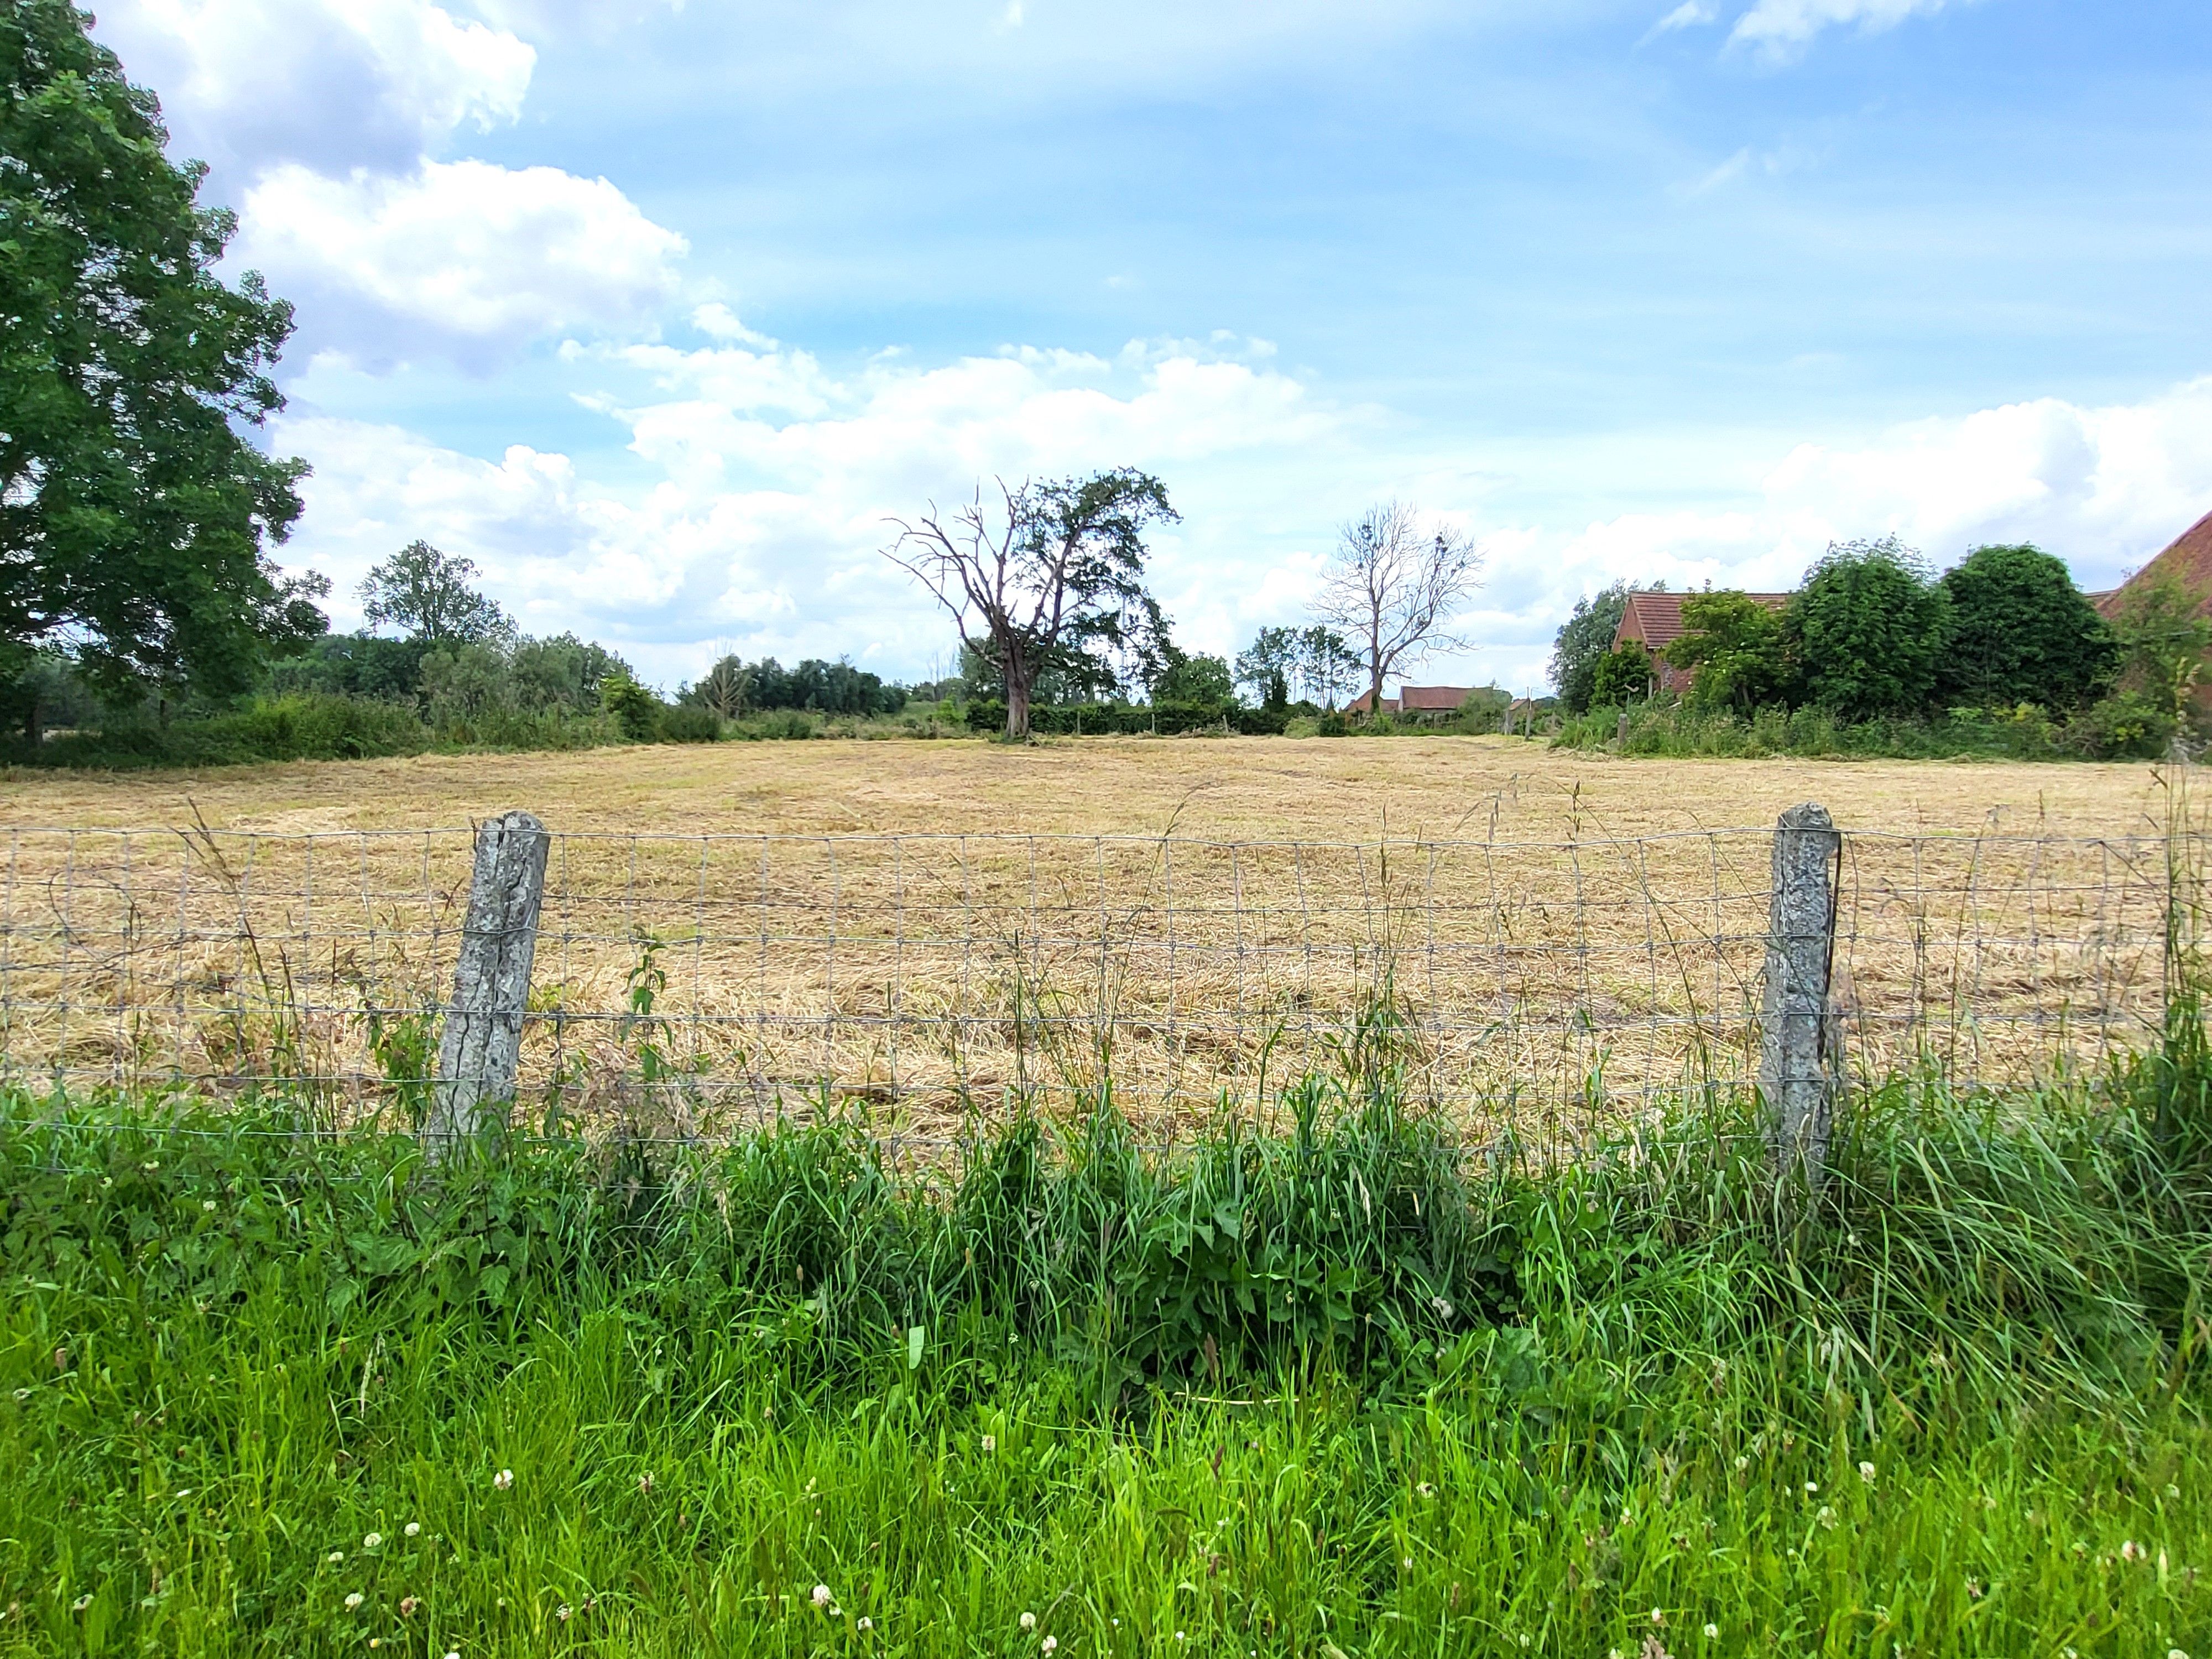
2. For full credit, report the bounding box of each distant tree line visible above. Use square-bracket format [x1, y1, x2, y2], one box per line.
[1553, 539, 2198, 758]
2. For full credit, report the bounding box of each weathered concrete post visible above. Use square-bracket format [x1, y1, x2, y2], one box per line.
[427, 810, 549, 1155]
[1760, 802, 1841, 1182]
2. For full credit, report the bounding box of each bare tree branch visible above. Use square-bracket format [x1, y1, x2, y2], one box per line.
[1312, 501, 1485, 716]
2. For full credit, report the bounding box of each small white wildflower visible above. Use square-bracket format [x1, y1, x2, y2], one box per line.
[492, 1469, 513, 1491]
[1403, 1558, 1412, 1570]
[858, 1616, 873, 1631]
[1803, 1481, 1818, 1495]
[174, 1488, 191, 1499]
[1042, 1640, 1058, 1656]
[72, 1594, 93, 1612]
[2168, 1648, 2189, 1659]
[1733, 1455, 1747, 1471]
[1859, 1462, 1876, 1485]
[202, 1201, 216, 1213]
[327, 1552, 345, 1564]
[2167, 1484, 2181, 1500]
[2122, 1540, 2143, 1562]
[1817, 1506, 1837, 1530]
[1704, 1624, 1719, 1639]
[981, 1434, 997, 1453]
[399, 1597, 420, 1617]
[344, 1592, 364, 1610]
[1651, 1608, 1665, 1625]
[363, 1532, 382, 1550]
[404, 1522, 420, 1537]
[1020, 1611, 1037, 1631]
[445, 1652, 460, 1659]
[557, 1605, 572, 1622]
[638, 1473, 654, 1494]
[813, 1585, 833, 1609]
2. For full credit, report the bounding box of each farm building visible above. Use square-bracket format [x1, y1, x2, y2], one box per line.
[1344, 685, 1501, 720]
[1611, 590, 1791, 693]
[2091, 508, 2212, 619]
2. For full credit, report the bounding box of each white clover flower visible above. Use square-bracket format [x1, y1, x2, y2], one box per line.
[202, 1201, 216, 1213]
[1704, 1624, 1719, 1639]
[858, 1616, 873, 1631]
[2168, 1648, 2188, 1659]
[445, 1652, 460, 1659]
[557, 1605, 572, 1622]
[363, 1533, 382, 1550]
[1020, 1612, 1036, 1631]
[1817, 1506, 1837, 1530]
[404, 1522, 421, 1538]
[492, 1469, 513, 1491]
[1042, 1640, 1057, 1656]
[1733, 1455, 1747, 1471]
[344, 1592, 364, 1610]
[813, 1586, 833, 1609]
[1803, 1481, 1818, 1495]
[1650, 1609, 1666, 1625]
[327, 1552, 345, 1564]
[1859, 1462, 1876, 1485]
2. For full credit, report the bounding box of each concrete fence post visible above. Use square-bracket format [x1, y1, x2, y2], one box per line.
[1760, 801, 1842, 1182]
[427, 810, 549, 1155]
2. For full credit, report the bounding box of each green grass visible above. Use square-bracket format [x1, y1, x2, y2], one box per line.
[1551, 702, 2099, 761]
[2, 1067, 2209, 1656]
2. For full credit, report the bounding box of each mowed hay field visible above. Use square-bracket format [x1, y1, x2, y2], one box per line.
[0, 732, 2175, 839]
[0, 738, 2185, 1139]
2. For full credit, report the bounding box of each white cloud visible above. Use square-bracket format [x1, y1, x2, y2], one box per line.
[91, 0, 534, 175]
[274, 341, 1368, 687]
[1728, 0, 1959, 62]
[238, 160, 687, 361]
[1482, 378, 2212, 688]
[1646, 2, 1718, 38]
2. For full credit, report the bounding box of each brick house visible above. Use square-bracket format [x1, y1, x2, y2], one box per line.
[2091, 508, 2212, 620]
[1344, 685, 1482, 719]
[1611, 591, 1791, 694]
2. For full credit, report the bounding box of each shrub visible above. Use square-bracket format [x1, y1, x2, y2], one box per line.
[657, 703, 724, 743]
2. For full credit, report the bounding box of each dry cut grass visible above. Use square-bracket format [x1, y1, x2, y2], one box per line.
[0, 736, 2185, 1141]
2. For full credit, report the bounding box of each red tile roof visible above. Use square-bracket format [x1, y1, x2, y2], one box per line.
[2094, 509, 2212, 620]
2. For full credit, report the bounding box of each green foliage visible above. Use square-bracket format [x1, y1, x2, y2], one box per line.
[599, 670, 664, 741]
[1, 691, 431, 769]
[655, 702, 723, 743]
[1793, 536, 1952, 720]
[1550, 581, 1656, 713]
[358, 541, 512, 646]
[681, 654, 905, 718]
[1665, 589, 1790, 713]
[1588, 641, 1655, 708]
[1151, 650, 1236, 708]
[0, 0, 317, 703]
[265, 633, 435, 704]
[4, 1060, 2212, 1653]
[1936, 543, 2115, 711]
[2109, 567, 2212, 717]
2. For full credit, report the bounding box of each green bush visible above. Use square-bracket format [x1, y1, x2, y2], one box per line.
[656, 703, 724, 743]
[2, 693, 431, 769]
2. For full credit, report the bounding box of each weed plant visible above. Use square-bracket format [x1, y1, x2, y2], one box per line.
[3, 1048, 2210, 1655]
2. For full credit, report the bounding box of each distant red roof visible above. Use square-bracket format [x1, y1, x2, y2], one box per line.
[1344, 685, 1483, 716]
[2094, 509, 2212, 620]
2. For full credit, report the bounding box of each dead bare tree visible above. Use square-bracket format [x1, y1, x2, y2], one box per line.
[884, 469, 1178, 739]
[1313, 501, 1485, 717]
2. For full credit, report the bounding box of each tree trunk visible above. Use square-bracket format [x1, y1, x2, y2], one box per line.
[1365, 673, 1384, 721]
[1004, 675, 1031, 740]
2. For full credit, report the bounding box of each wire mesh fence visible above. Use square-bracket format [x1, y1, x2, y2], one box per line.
[0, 815, 2182, 1145]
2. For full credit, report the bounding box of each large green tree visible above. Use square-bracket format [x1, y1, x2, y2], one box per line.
[1791, 538, 1950, 721]
[1932, 542, 2114, 711]
[1664, 589, 1791, 714]
[886, 469, 1178, 738]
[1, 0, 317, 713]
[359, 541, 512, 646]
[1551, 581, 1661, 713]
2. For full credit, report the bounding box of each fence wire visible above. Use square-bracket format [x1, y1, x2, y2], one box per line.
[0, 822, 2182, 1142]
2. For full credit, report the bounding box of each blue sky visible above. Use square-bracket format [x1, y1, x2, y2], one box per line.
[92, 0, 2212, 695]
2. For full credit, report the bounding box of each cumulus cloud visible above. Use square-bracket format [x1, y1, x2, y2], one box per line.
[1645, 2, 1718, 39]
[238, 160, 687, 363]
[1483, 377, 2212, 688]
[1728, 0, 1959, 62]
[94, 0, 689, 366]
[274, 341, 1367, 686]
[92, 0, 534, 175]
